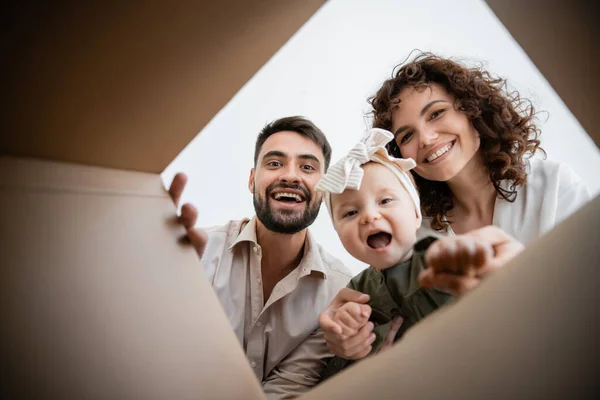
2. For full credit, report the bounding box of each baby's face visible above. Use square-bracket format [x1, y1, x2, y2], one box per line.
[331, 162, 420, 270]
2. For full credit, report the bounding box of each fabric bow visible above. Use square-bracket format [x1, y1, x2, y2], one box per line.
[316, 128, 421, 223]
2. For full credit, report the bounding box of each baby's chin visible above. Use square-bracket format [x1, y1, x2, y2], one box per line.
[368, 249, 414, 270]
[371, 262, 396, 271]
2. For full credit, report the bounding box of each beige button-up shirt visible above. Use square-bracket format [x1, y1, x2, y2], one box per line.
[200, 216, 352, 398]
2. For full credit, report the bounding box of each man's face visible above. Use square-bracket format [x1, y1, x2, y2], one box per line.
[249, 131, 325, 234]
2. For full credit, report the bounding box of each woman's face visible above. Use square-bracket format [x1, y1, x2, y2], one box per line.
[390, 83, 481, 182]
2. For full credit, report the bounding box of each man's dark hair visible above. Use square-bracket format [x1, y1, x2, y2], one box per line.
[254, 116, 332, 171]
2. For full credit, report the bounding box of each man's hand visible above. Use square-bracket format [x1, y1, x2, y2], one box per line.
[168, 172, 208, 257]
[420, 226, 525, 296]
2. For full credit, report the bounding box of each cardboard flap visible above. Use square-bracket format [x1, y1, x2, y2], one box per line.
[0, 157, 266, 399]
[1, 1, 325, 173]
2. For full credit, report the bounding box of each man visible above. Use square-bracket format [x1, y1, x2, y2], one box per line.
[168, 116, 353, 398]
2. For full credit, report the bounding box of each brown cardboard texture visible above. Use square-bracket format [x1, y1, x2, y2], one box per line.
[1, 1, 326, 173]
[485, 0, 600, 147]
[0, 156, 266, 399]
[1, 1, 599, 399]
[303, 195, 600, 399]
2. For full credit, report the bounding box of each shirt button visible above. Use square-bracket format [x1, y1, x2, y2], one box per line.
[253, 246, 258, 253]
[256, 321, 262, 327]
[251, 361, 257, 368]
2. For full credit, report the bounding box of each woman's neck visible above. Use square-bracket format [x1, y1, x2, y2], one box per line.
[447, 153, 496, 220]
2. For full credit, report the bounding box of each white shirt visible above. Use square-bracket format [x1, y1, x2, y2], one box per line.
[418, 158, 591, 244]
[200, 216, 352, 398]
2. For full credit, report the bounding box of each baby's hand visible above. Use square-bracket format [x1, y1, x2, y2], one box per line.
[420, 235, 494, 296]
[426, 235, 494, 276]
[332, 301, 371, 337]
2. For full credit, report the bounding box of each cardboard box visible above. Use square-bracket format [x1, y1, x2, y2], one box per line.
[0, 156, 265, 398]
[1, 1, 598, 398]
[1, 2, 324, 398]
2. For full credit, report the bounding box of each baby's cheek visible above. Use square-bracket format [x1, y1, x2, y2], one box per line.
[338, 230, 358, 254]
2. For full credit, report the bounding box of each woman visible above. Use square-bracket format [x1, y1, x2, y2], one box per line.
[370, 52, 589, 243]
[319, 52, 590, 365]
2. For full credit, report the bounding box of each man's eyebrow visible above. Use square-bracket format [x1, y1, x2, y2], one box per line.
[262, 150, 287, 160]
[298, 154, 321, 165]
[393, 99, 449, 138]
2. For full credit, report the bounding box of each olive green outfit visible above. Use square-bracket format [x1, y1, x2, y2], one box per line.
[319, 237, 454, 382]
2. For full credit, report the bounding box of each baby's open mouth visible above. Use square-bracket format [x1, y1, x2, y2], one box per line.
[367, 232, 392, 249]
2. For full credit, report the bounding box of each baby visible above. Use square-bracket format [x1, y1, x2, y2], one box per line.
[315, 128, 494, 378]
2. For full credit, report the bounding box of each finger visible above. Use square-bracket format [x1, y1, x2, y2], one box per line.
[389, 315, 404, 337]
[328, 340, 372, 361]
[468, 226, 523, 259]
[321, 288, 371, 340]
[333, 330, 376, 360]
[330, 318, 355, 338]
[336, 302, 365, 324]
[323, 330, 346, 347]
[347, 344, 373, 360]
[428, 274, 480, 297]
[472, 239, 494, 269]
[378, 316, 404, 353]
[319, 311, 343, 336]
[168, 173, 187, 207]
[418, 269, 435, 288]
[335, 311, 363, 336]
[465, 225, 514, 243]
[359, 304, 372, 319]
[180, 203, 198, 230]
[343, 302, 369, 321]
[342, 322, 375, 349]
[424, 240, 441, 270]
[334, 288, 370, 305]
[427, 238, 458, 274]
[455, 237, 476, 273]
[469, 229, 523, 274]
[326, 322, 374, 358]
[187, 227, 208, 258]
[491, 240, 525, 268]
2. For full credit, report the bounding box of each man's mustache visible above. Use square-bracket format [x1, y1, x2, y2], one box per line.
[266, 183, 311, 201]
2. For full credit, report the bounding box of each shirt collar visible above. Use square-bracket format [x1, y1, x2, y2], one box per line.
[229, 216, 258, 249]
[297, 229, 327, 279]
[228, 216, 327, 279]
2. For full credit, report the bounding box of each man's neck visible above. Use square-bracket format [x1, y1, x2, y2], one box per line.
[255, 219, 307, 302]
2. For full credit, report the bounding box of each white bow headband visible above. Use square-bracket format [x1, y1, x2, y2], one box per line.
[315, 128, 421, 224]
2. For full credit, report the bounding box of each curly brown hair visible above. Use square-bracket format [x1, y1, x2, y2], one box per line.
[369, 52, 543, 231]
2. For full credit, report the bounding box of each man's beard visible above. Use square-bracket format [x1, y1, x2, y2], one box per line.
[253, 182, 321, 235]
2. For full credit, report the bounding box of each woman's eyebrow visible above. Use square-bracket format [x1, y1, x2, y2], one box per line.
[394, 125, 409, 138]
[420, 100, 447, 116]
[393, 99, 449, 137]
